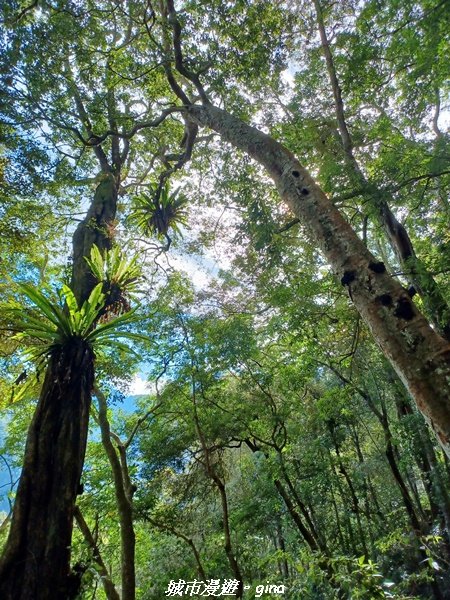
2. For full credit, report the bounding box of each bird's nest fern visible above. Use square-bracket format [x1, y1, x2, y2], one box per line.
[128, 182, 189, 246]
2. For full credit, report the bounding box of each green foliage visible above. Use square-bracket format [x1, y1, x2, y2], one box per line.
[85, 244, 141, 316]
[85, 245, 140, 293]
[8, 282, 142, 363]
[128, 183, 189, 240]
[1, 1, 450, 598]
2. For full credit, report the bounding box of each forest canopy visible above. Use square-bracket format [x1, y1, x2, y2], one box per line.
[0, 0, 449, 599]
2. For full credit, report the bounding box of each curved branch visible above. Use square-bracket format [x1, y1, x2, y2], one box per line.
[164, 0, 210, 104]
[73, 507, 120, 600]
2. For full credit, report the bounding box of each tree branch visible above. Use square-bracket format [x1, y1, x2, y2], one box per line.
[73, 506, 120, 600]
[164, 0, 210, 104]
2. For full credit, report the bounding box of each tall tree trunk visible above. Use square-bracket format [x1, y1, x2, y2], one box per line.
[277, 453, 326, 552]
[420, 433, 450, 541]
[274, 517, 289, 579]
[0, 342, 94, 600]
[412, 439, 442, 523]
[192, 395, 243, 597]
[328, 472, 347, 553]
[385, 438, 424, 533]
[328, 424, 368, 556]
[0, 172, 119, 599]
[396, 393, 450, 540]
[215, 477, 244, 597]
[187, 102, 450, 457]
[363, 391, 426, 533]
[71, 172, 118, 303]
[273, 480, 320, 552]
[313, 0, 450, 341]
[350, 423, 382, 549]
[245, 439, 321, 552]
[96, 388, 136, 600]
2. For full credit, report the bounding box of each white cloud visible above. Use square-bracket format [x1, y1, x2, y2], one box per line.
[128, 375, 155, 396]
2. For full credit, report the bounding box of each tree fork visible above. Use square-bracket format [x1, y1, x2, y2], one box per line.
[187, 103, 450, 456]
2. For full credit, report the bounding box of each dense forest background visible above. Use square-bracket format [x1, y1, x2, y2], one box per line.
[0, 0, 450, 598]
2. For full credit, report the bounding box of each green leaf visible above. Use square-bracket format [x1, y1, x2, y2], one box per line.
[86, 309, 138, 342]
[19, 283, 67, 331]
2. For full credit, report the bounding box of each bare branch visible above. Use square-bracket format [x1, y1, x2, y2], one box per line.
[164, 0, 210, 104]
[10, 0, 38, 24]
[274, 218, 300, 234]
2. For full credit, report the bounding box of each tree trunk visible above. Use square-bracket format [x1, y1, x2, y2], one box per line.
[328, 424, 368, 556]
[363, 392, 426, 533]
[329, 455, 358, 555]
[385, 439, 424, 533]
[396, 394, 450, 540]
[350, 423, 382, 548]
[274, 518, 289, 579]
[0, 342, 94, 600]
[274, 480, 345, 599]
[73, 507, 120, 600]
[71, 172, 118, 303]
[191, 389, 243, 598]
[278, 456, 327, 552]
[274, 479, 320, 552]
[420, 433, 450, 541]
[187, 102, 450, 456]
[313, 0, 450, 341]
[0, 172, 119, 599]
[328, 473, 347, 553]
[96, 389, 136, 600]
[215, 477, 244, 598]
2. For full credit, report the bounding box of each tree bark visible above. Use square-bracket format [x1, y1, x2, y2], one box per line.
[96, 388, 136, 600]
[0, 171, 119, 599]
[71, 172, 118, 303]
[0, 342, 94, 600]
[187, 102, 450, 457]
[313, 0, 450, 341]
[73, 506, 120, 600]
